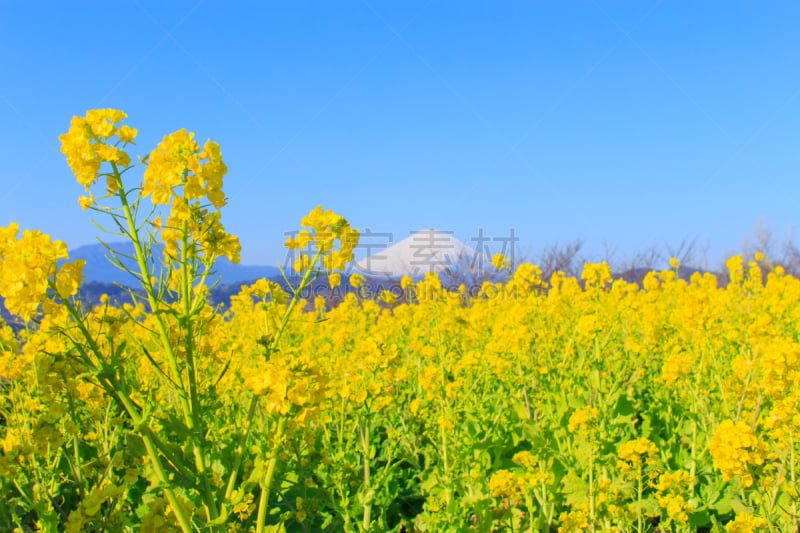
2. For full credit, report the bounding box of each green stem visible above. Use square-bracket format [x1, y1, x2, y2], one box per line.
[256, 417, 287, 533]
[589, 441, 595, 528]
[274, 247, 325, 346]
[112, 378, 195, 533]
[539, 460, 550, 532]
[181, 221, 201, 420]
[637, 463, 643, 533]
[690, 420, 697, 494]
[360, 417, 372, 531]
[63, 388, 85, 498]
[179, 220, 219, 525]
[113, 165, 192, 423]
[791, 432, 797, 528]
[440, 361, 452, 513]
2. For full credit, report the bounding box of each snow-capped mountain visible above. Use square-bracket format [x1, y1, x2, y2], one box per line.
[352, 229, 492, 279]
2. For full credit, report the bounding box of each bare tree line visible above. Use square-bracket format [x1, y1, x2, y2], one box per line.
[441, 219, 800, 289]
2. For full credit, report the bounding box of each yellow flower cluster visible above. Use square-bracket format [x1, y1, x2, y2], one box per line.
[581, 261, 612, 288]
[492, 253, 510, 270]
[568, 406, 599, 434]
[489, 469, 523, 500]
[726, 254, 764, 288]
[507, 262, 544, 291]
[558, 509, 589, 532]
[653, 470, 693, 526]
[0, 223, 84, 321]
[350, 273, 365, 289]
[1, 427, 22, 454]
[709, 420, 765, 487]
[59, 109, 136, 193]
[379, 290, 397, 305]
[511, 450, 537, 468]
[725, 511, 768, 533]
[233, 278, 289, 313]
[616, 438, 658, 473]
[285, 206, 359, 273]
[141, 130, 240, 264]
[661, 347, 694, 385]
[142, 129, 227, 208]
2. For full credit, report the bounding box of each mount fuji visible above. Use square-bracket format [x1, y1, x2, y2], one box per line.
[353, 230, 492, 279]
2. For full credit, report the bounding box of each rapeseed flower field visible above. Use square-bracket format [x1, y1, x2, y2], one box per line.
[0, 110, 798, 532]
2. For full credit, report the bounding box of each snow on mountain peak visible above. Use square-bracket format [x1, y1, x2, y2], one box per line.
[353, 229, 491, 278]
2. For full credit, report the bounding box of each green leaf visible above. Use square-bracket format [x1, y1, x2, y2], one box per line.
[511, 400, 529, 420]
[689, 509, 712, 528]
[730, 497, 753, 515]
[612, 393, 635, 419]
[262, 522, 286, 533]
[712, 495, 732, 515]
[419, 473, 440, 493]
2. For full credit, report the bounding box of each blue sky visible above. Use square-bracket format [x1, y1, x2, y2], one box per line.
[3, 1, 800, 269]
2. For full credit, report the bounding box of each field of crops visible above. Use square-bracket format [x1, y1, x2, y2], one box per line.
[1, 110, 799, 532]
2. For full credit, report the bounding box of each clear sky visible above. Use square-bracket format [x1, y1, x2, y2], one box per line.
[3, 1, 800, 270]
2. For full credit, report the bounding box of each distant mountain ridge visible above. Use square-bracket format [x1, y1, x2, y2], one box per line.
[70, 242, 281, 286]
